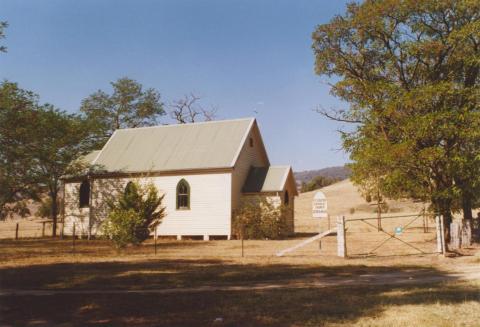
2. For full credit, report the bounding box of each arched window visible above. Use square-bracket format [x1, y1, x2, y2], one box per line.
[284, 190, 289, 206]
[79, 180, 90, 208]
[125, 181, 135, 195]
[176, 179, 190, 210]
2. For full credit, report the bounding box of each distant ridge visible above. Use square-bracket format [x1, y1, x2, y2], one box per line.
[294, 166, 351, 184]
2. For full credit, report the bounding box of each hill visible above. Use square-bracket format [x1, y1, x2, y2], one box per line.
[294, 179, 425, 233]
[294, 166, 351, 184]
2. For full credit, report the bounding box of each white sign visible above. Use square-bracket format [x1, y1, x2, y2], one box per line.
[312, 191, 328, 218]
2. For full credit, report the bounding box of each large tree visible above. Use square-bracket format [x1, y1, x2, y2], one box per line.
[0, 82, 41, 218]
[32, 107, 95, 236]
[312, 0, 480, 238]
[80, 77, 165, 147]
[0, 82, 95, 235]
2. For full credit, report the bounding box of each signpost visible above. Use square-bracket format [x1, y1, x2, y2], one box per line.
[312, 191, 329, 230]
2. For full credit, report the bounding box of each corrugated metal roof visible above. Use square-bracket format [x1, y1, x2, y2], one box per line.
[242, 166, 291, 193]
[93, 118, 254, 172]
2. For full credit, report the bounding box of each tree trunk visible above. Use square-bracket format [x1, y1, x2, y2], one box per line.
[51, 192, 58, 237]
[435, 199, 453, 247]
[462, 195, 473, 220]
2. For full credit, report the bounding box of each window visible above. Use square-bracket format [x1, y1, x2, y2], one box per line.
[125, 181, 135, 195]
[79, 180, 90, 208]
[249, 137, 254, 147]
[176, 179, 190, 210]
[284, 190, 289, 206]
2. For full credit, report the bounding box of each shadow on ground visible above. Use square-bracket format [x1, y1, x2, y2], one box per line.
[1, 260, 479, 326]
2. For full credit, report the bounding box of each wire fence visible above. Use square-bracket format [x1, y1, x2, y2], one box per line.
[0, 220, 56, 239]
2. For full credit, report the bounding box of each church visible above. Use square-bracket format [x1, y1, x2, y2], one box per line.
[62, 118, 297, 240]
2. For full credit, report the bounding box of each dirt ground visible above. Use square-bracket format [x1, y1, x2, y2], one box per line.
[1, 239, 479, 326]
[1, 180, 479, 326]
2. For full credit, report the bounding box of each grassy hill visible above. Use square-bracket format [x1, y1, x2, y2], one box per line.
[294, 179, 425, 233]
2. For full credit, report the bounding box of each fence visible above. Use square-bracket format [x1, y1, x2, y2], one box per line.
[336, 212, 442, 257]
[0, 220, 57, 239]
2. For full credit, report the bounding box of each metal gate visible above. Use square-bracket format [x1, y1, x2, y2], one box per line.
[338, 212, 440, 257]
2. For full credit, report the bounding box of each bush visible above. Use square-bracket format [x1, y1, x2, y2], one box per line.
[103, 181, 165, 248]
[103, 209, 144, 248]
[233, 197, 289, 240]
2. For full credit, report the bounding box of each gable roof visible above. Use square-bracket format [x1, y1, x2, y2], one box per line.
[242, 166, 297, 194]
[92, 118, 258, 173]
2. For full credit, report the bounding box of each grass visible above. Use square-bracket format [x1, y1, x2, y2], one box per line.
[1, 238, 479, 326]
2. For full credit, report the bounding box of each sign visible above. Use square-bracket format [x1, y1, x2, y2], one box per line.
[395, 226, 403, 235]
[312, 191, 328, 218]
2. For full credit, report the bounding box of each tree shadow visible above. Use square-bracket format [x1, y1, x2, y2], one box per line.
[1, 256, 478, 326]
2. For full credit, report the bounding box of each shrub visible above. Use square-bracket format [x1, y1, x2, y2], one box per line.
[103, 181, 165, 248]
[233, 197, 289, 240]
[349, 207, 356, 214]
[103, 209, 144, 248]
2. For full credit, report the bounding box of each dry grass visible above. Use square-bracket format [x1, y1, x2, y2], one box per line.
[1, 180, 479, 326]
[1, 239, 479, 326]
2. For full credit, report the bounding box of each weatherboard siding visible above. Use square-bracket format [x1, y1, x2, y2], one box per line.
[63, 182, 91, 237]
[231, 124, 269, 211]
[63, 172, 232, 237]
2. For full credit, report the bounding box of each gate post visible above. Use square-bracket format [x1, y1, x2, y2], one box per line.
[337, 215, 346, 258]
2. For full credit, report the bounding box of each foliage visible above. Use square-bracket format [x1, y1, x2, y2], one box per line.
[0, 82, 42, 219]
[232, 197, 289, 240]
[103, 209, 144, 248]
[312, 0, 480, 231]
[300, 175, 339, 193]
[36, 198, 61, 219]
[80, 77, 165, 147]
[0, 81, 95, 233]
[104, 181, 166, 247]
[0, 21, 7, 52]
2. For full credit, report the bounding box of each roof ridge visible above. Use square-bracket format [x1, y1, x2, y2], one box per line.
[116, 117, 255, 132]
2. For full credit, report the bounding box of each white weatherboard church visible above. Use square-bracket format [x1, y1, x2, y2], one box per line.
[62, 118, 297, 240]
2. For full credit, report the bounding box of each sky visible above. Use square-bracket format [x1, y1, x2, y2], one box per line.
[1, 0, 352, 171]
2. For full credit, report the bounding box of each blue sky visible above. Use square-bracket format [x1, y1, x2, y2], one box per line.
[1, 0, 351, 171]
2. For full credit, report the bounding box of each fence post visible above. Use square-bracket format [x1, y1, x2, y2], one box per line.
[337, 215, 346, 258]
[15, 223, 19, 240]
[154, 227, 158, 255]
[42, 222, 45, 238]
[72, 224, 76, 254]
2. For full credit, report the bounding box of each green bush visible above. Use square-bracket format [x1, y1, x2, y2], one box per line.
[103, 209, 144, 248]
[103, 181, 165, 248]
[233, 197, 289, 240]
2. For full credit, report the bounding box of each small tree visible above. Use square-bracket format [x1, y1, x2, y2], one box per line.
[103, 181, 166, 248]
[233, 197, 289, 240]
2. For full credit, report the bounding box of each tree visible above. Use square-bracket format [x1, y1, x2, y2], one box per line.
[32, 107, 95, 236]
[0, 82, 42, 219]
[104, 181, 166, 248]
[312, 0, 480, 241]
[80, 77, 165, 147]
[169, 93, 218, 124]
[0, 81, 95, 235]
[0, 21, 8, 53]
